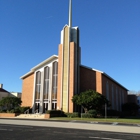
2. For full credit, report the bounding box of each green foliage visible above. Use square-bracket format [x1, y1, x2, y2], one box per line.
[46, 110, 66, 117]
[19, 106, 31, 113]
[66, 112, 79, 118]
[0, 109, 6, 113]
[88, 109, 97, 117]
[0, 97, 22, 111]
[100, 109, 120, 117]
[122, 102, 139, 116]
[72, 90, 109, 112]
[81, 113, 93, 118]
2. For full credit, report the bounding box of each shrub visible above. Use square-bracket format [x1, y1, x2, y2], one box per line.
[0, 109, 6, 113]
[9, 109, 15, 113]
[19, 106, 31, 113]
[46, 110, 66, 117]
[66, 112, 79, 118]
[88, 109, 97, 118]
[81, 113, 93, 118]
[99, 109, 120, 117]
[0, 106, 31, 113]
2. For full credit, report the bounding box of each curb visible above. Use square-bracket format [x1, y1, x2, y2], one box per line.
[0, 117, 140, 127]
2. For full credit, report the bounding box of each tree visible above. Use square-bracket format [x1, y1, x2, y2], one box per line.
[72, 90, 109, 113]
[0, 97, 22, 111]
[122, 102, 139, 116]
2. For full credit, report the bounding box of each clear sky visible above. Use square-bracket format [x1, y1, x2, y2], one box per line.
[0, 0, 140, 92]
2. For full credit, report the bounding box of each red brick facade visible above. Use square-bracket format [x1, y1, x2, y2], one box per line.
[21, 73, 34, 107]
[80, 66, 96, 92]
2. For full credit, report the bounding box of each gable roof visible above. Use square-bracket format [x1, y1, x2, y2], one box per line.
[20, 55, 58, 79]
[0, 88, 9, 93]
[80, 65, 128, 91]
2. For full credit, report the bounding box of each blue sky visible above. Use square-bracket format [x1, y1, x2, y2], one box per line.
[0, 0, 139, 92]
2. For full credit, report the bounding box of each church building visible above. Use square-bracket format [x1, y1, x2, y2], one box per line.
[20, 0, 128, 113]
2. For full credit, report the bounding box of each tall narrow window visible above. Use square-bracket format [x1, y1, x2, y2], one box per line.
[44, 66, 50, 99]
[35, 71, 41, 100]
[52, 61, 58, 100]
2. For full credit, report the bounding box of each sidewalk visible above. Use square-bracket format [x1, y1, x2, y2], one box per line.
[0, 117, 140, 127]
[0, 118, 140, 134]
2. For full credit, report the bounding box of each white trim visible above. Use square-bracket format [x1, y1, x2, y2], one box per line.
[49, 64, 52, 110]
[32, 71, 37, 113]
[20, 71, 33, 79]
[60, 29, 64, 111]
[80, 65, 128, 91]
[31, 55, 58, 71]
[39, 70, 44, 113]
[20, 55, 58, 79]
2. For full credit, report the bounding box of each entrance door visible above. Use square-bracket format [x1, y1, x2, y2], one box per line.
[35, 102, 40, 113]
[52, 101, 57, 110]
[43, 102, 48, 113]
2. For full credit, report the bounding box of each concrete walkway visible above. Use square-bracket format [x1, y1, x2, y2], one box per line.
[0, 118, 140, 134]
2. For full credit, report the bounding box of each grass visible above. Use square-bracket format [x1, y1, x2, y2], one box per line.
[50, 117, 140, 124]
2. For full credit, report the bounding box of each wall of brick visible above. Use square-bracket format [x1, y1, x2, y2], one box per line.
[96, 71, 102, 94]
[0, 113, 19, 117]
[102, 74, 128, 111]
[21, 73, 34, 107]
[80, 66, 96, 92]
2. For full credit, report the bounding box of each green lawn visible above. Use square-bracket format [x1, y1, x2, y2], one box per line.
[50, 117, 140, 124]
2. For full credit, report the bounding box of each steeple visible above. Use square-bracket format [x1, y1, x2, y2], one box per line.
[68, 0, 72, 27]
[58, 0, 80, 113]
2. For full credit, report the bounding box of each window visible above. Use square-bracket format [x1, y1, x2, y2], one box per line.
[35, 71, 41, 100]
[52, 61, 58, 100]
[43, 66, 50, 99]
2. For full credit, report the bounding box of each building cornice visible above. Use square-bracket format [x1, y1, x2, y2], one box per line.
[20, 55, 58, 79]
[80, 65, 128, 91]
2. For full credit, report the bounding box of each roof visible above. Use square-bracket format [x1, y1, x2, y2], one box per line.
[0, 88, 9, 93]
[20, 55, 58, 79]
[80, 65, 128, 91]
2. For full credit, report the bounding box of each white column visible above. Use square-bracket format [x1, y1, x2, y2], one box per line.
[32, 72, 36, 113]
[39, 71, 44, 113]
[49, 64, 52, 110]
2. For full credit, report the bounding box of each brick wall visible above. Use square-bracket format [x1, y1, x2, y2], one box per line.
[102, 74, 128, 111]
[80, 66, 96, 92]
[21, 73, 34, 107]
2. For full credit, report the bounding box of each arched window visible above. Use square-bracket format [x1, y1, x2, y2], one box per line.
[43, 66, 50, 99]
[35, 71, 41, 100]
[52, 61, 58, 100]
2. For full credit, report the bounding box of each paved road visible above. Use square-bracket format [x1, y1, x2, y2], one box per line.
[0, 124, 140, 140]
[0, 119, 140, 134]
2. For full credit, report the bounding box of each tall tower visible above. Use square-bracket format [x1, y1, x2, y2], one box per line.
[57, 0, 81, 113]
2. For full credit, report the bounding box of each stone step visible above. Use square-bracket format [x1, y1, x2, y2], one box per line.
[16, 114, 45, 119]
